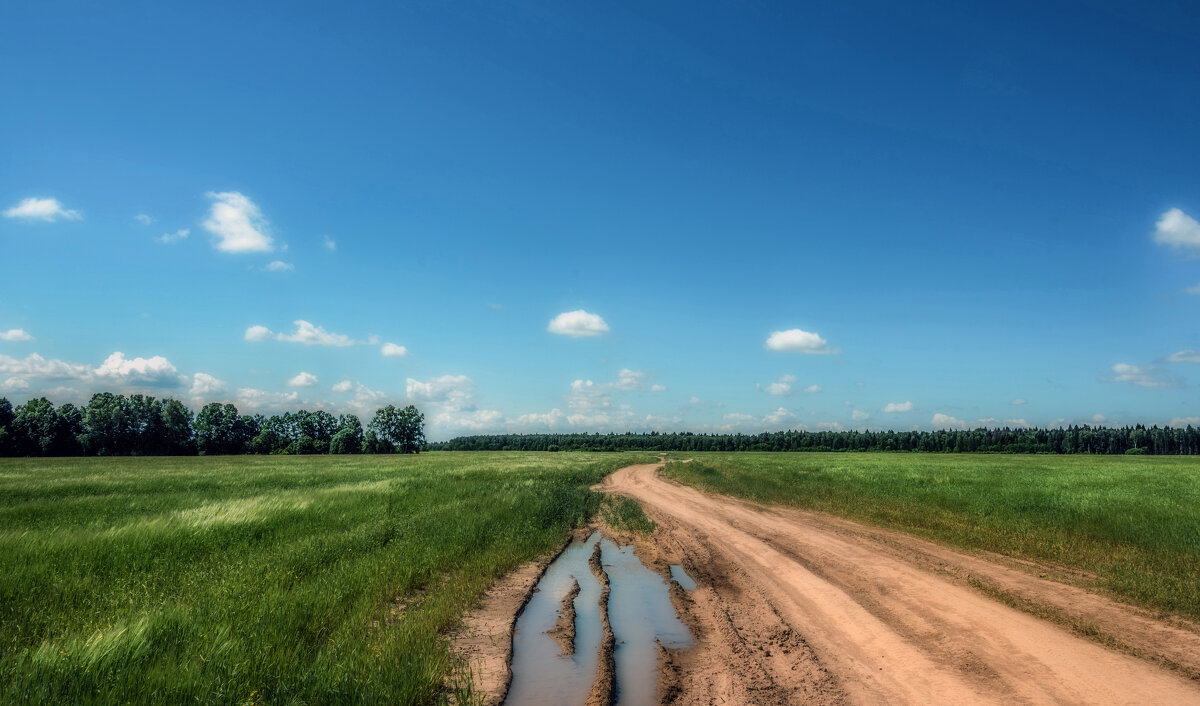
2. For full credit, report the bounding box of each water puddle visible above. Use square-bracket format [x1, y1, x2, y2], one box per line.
[506, 532, 693, 706]
[506, 532, 603, 706]
[603, 539, 694, 706]
[669, 564, 697, 591]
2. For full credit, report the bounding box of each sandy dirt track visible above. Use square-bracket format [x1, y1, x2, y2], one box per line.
[600, 463, 1200, 705]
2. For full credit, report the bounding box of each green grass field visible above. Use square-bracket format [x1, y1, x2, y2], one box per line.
[663, 452, 1200, 622]
[0, 452, 654, 705]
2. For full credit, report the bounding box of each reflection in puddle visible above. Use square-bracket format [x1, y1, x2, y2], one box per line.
[669, 564, 697, 591]
[505, 533, 694, 705]
[505, 532, 603, 706]
[604, 539, 694, 706]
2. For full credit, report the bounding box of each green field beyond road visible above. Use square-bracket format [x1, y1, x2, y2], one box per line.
[664, 453, 1200, 622]
[0, 452, 653, 705]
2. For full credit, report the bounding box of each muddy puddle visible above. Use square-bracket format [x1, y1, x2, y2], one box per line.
[669, 564, 697, 591]
[505, 532, 693, 705]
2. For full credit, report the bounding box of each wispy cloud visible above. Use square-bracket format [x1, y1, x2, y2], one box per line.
[1103, 362, 1182, 388]
[0, 329, 33, 342]
[3, 197, 81, 222]
[156, 228, 189, 244]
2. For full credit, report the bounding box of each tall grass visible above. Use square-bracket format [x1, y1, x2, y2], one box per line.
[663, 453, 1200, 621]
[0, 452, 654, 704]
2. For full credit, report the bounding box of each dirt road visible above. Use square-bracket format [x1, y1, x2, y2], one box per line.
[599, 463, 1200, 705]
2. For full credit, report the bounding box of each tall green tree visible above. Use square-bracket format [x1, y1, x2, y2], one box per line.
[80, 393, 134, 455]
[366, 405, 425, 454]
[11, 398, 80, 456]
[330, 414, 364, 454]
[194, 403, 250, 455]
[0, 398, 14, 456]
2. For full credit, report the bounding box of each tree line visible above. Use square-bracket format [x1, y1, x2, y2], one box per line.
[430, 426, 1200, 455]
[0, 394, 425, 457]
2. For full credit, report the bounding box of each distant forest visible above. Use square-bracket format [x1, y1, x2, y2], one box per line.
[0, 394, 424, 457]
[431, 427, 1200, 455]
[3, 393, 1198, 457]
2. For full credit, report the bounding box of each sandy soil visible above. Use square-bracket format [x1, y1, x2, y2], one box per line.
[599, 462, 1200, 705]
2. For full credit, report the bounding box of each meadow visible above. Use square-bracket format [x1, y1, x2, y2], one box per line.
[663, 453, 1200, 622]
[0, 452, 654, 705]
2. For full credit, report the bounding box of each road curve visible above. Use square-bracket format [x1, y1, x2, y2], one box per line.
[599, 463, 1200, 705]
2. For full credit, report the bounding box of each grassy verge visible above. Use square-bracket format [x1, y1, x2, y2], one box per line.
[599, 496, 655, 535]
[662, 452, 1200, 622]
[0, 451, 654, 705]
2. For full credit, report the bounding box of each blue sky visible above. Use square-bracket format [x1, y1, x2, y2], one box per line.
[2, 0, 1199, 439]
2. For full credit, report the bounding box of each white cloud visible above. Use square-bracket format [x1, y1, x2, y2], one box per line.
[548, 310, 610, 338]
[203, 191, 274, 253]
[189, 372, 226, 398]
[94, 352, 182, 387]
[331, 380, 353, 392]
[236, 388, 299, 411]
[246, 320, 355, 347]
[1005, 418, 1030, 427]
[1, 377, 31, 393]
[760, 374, 796, 396]
[277, 320, 354, 346]
[3, 197, 81, 222]
[1104, 362, 1182, 388]
[851, 409, 870, 421]
[1165, 350, 1200, 363]
[802, 384, 822, 394]
[1170, 416, 1200, 427]
[1092, 414, 1107, 423]
[264, 260, 294, 272]
[381, 342, 408, 358]
[1185, 283, 1200, 295]
[1011, 398, 1027, 406]
[932, 413, 969, 430]
[515, 409, 567, 428]
[882, 401, 913, 413]
[765, 328, 835, 354]
[407, 374, 476, 407]
[818, 421, 845, 432]
[134, 213, 155, 225]
[156, 229, 189, 244]
[615, 368, 647, 390]
[0, 329, 33, 342]
[764, 407, 796, 426]
[0, 352, 92, 382]
[287, 371, 318, 387]
[322, 235, 337, 251]
[346, 382, 388, 414]
[651, 384, 667, 392]
[406, 374, 501, 433]
[0, 351, 186, 391]
[1153, 208, 1200, 252]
